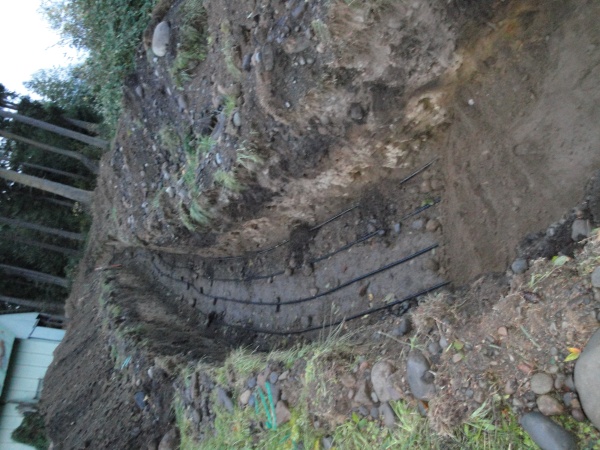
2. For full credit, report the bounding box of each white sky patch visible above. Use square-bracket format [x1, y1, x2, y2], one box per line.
[0, 0, 83, 97]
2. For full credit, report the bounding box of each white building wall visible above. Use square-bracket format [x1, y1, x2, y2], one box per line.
[0, 338, 61, 449]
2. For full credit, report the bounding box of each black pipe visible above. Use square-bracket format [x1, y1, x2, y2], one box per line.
[215, 281, 450, 335]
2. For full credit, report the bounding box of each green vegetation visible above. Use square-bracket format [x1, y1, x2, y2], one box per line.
[213, 169, 241, 192]
[170, 0, 209, 87]
[220, 21, 242, 80]
[223, 95, 237, 119]
[236, 143, 263, 171]
[41, 0, 155, 130]
[0, 87, 93, 313]
[171, 328, 568, 450]
[311, 19, 331, 44]
[11, 412, 49, 450]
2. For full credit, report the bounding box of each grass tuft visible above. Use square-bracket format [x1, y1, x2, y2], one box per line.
[214, 169, 242, 192]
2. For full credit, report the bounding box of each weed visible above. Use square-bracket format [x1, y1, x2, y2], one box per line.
[223, 95, 237, 118]
[158, 126, 182, 159]
[220, 21, 242, 80]
[189, 201, 211, 226]
[170, 1, 208, 87]
[311, 19, 331, 43]
[236, 144, 263, 171]
[214, 169, 242, 192]
[197, 136, 216, 155]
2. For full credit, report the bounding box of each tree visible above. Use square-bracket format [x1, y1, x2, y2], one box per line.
[0, 264, 69, 288]
[2, 232, 81, 257]
[0, 109, 108, 150]
[0, 169, 92, 204]
[0, 129, 99, 174]
[22, 162, 89, 182]
[0, 216, 85, 241]
[0, 295, 64, 314]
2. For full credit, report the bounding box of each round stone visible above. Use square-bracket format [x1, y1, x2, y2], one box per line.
[531, 372, 554, 395]
[537, 394, 564, 416]
[511, 258, 528, 274]
[232, 111, 242, 127]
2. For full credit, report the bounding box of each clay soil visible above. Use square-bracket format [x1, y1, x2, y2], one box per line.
[39, 0, 600, 448]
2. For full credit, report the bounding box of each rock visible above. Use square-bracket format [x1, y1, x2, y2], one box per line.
[571, 219, 591, 241]
[406, 350, 436, 401]
[411, 219, 425, 230]
[591, 267, 600, 288]
[279, 370, 289, 381]
[511, 258, 528, 274]
[371, 361, 401, 402]
[353, 379, 373, 406]
[340, 373, 356, 388]
[276, 401, 291, 425]
[380, 402, 396, 428]
[232, 111, 242, 127]
[497, 326, 508, 337]
[537, 395, 564, 416]
[427, 341, 442, 355]
[349, 104, 364, 121]
[282, 35, 311, 54]
[321, 436, 333, 450]
[261, 44, 275, 71]
[269, 372, 279, 384]
[242, 54, 252, 71]
[520, 412, 577, 450]
[257, 370, 269, 390]
[575, 328, 600, 429]
[247, 377, 257, 389]
[217, 387, 234, 413]
[391, 317, 412, 337]
[134, 391, 147, 410]
[425, 219, 440, 232]
[554, 373, 566, 390]
[370, 407, 379, 419]
[239, 389, 252, 406]
[531, 373, 554, 395]
[504, 379, 517, 395]
[152, 22, 170, 57]
[571, 408, 586, 422]
[158, 428, 179, 450]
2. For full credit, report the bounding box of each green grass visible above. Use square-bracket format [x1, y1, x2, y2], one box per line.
[172, 324, 556, 450]
[223, 95, 237, 118]
[170, 0, 209, 87]
[220, 21, 242, 80]
[236, 144, 263, 171]
[214, 169, 242, 192]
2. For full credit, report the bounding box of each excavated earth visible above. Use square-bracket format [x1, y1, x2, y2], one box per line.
[39, 0, 600, 448]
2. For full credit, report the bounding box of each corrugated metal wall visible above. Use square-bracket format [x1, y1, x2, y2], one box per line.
[0, 338, 60, 450]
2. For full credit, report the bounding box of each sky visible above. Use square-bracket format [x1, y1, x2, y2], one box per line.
[0, 0, 83, 97]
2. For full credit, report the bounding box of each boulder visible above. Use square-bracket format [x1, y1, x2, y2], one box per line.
[520, 412, 576, 450]
[574, 328, 600, 430]
[152, 22, 170, 57]
[406, 350, 435, 401]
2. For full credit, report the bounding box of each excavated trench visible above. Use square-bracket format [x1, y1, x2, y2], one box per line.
[40, 0, 600, 447]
